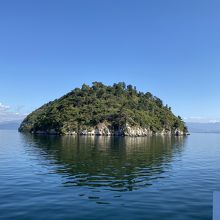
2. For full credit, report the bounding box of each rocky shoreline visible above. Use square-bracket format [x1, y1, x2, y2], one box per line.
[30, 123, 189, 136]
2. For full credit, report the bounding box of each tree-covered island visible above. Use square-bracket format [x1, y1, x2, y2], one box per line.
[19, 82, 188, 136]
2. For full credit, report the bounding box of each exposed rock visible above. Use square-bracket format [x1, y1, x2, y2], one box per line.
[57, 123, 186, 136]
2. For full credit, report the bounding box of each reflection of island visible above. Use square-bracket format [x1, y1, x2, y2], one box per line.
[21, 134, 186, 191]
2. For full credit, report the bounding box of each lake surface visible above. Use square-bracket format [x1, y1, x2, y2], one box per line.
[0, 131, 219, 220]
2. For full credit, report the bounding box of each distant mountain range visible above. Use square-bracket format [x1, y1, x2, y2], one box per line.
[0, 120, 22, 130]
[186, 122, 220, 133]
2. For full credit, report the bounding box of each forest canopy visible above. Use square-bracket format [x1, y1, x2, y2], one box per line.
[19, 82, 187, 135]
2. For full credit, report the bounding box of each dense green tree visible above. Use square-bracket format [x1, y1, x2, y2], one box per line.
[19, 82, 187, 134]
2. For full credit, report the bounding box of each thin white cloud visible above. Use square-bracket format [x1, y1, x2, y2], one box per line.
[208, 119, 220, 123]
[0, 102, 27, 122]
[185, 116, 220, 123]
[0, 103, 10, 111]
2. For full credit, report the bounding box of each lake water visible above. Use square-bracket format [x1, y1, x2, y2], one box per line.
[0, 131, 219, 220]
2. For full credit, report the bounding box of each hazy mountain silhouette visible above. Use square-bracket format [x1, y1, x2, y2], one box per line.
[187, 122, 220, 133]
[0, 120, 22, 130]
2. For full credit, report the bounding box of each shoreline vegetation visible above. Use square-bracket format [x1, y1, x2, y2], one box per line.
[19, 82, 188, 136]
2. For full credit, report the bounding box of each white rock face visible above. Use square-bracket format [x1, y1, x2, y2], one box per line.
[77, 123, 185, 137]
[173, 128, 184, 136]
[94, 123, 112, 135]
[123, 124, 151, 136]
[39, 122, 186, 136]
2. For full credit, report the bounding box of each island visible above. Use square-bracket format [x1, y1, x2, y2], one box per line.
[19, 82, 188, 136]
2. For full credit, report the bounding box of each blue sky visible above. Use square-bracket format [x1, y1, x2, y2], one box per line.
[0, 0, 220, 122]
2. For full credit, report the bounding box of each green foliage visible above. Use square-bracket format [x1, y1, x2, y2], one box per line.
[19, 82, 186, 134]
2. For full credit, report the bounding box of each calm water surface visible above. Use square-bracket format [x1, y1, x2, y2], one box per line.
[0, 131, 219, 220]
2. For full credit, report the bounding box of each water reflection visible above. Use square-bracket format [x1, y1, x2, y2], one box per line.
[21, 134, 186, 191]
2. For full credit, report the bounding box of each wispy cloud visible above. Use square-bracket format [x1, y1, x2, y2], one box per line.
[184, 116, 220, 123]
[0, 102, 27, 122]
[0, 103, 10, 111]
